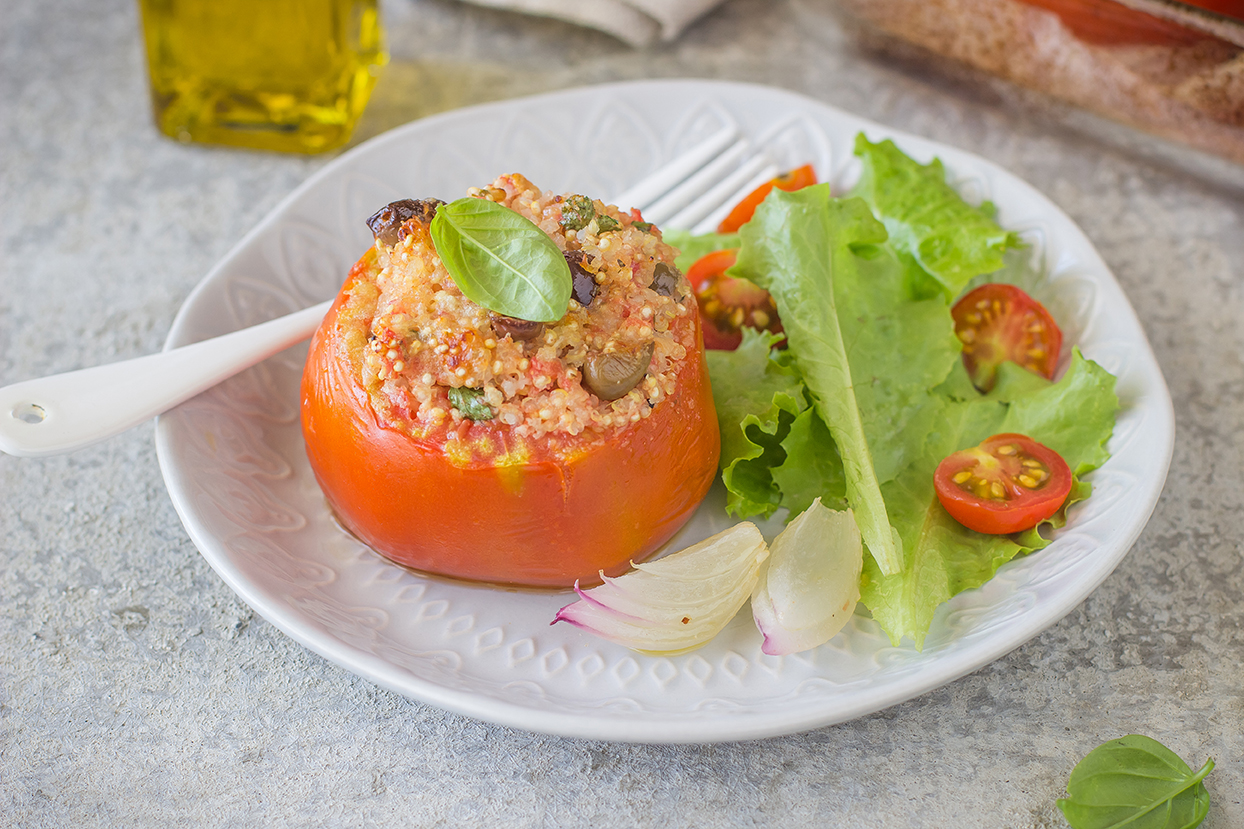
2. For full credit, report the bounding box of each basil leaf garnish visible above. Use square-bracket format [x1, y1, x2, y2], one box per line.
[448, 387, 494, 421]
[430, 197, 571, 322]
[1057, 735, 1214, 829]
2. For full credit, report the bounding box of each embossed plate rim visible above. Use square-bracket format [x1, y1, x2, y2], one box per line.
[155, 79, 1174, 743]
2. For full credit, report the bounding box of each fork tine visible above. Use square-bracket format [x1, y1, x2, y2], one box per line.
[639, 139, 755, 226]
[610, 124, 806, 236]
[671, 157, 779, 233]
[611, 125, 739, 212]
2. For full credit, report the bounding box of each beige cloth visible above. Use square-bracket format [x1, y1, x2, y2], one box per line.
[456, 0, 728, 46]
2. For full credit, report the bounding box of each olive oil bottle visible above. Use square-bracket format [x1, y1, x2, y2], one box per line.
[137, 0, 386, 154]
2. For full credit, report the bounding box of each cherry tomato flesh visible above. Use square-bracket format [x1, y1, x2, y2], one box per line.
[952, 283, 1063, 392]
[686, 248, 783, 351]
[301, 251, 721, 588]
[716, 164, 818, 234]
[934, 434, 1074, 535]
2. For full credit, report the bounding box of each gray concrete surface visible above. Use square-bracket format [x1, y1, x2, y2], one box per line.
[2, 0, 1242, 826]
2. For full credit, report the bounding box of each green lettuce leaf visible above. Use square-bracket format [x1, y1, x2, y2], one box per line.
[771, 406, 847, 517]
[705, 329, 805, 519]
[704, 134, 1121, 647]
[983, 359, 1055, 402]
[852, 135, 1021, 296]
[862, 351, 1117, 647]
[1000, 349, 1117, 476]
[729, 187, 961, 575]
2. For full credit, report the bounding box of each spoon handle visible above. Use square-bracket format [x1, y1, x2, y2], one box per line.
[0, 300, 332, 458]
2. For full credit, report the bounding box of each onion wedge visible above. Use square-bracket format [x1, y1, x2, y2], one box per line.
[552, 523, 769, 655]
[752, 499, 863, 656]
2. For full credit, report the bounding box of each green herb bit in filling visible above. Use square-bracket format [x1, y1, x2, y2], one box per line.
[596, 214, 621, 232]
[633, 221, 654, 233]
[448, 386, 494, 421]
[560, 195, 596, 231]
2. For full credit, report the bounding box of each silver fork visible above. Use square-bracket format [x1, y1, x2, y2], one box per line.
[0, 128, 779, 458]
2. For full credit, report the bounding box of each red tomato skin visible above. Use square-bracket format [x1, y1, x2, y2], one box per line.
[688, 249, 744, 350]
[717, 164, 818, 234]
[1018, 0, 1241, 46]
[301, 261, 721, 588]
[933, 433, 1074, 535]
[687, 249, 738, 293]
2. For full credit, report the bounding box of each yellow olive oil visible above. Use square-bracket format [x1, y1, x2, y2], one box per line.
[137, 0, 387, 153]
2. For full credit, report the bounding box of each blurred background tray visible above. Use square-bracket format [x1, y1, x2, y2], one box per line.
[833, 0, 1244, 188]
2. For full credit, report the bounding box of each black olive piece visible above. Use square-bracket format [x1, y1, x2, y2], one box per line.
[366, 198, 446, 246]
[565, 250, 598, 306]
[650, 262, 683, 298]
[490, 313, 545, 342]
[583, 341, 655, 401]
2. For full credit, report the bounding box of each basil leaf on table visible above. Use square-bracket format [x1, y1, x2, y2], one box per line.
[430, 197, 572, 322]
[1058, 735, 1214, 829]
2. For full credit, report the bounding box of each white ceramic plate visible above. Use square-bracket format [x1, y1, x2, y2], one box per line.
[155, 80, 1173, 744]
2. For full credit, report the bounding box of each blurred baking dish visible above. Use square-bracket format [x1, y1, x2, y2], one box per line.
[836, 0, 1244, 165]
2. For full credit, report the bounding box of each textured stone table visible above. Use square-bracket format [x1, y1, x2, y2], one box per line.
[3, 0, 1242, 825]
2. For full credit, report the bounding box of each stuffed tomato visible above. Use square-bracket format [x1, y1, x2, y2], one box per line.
[301, 175, 720, 588]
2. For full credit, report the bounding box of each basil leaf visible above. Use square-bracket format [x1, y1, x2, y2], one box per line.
[430, 197, 571, 322]
[448, 386, 494, 421]
[1058, 735, 1214, 829]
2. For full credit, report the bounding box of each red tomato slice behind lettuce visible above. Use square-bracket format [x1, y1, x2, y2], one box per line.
[687, 248, 783, 350]
[716, 164, 818, 234]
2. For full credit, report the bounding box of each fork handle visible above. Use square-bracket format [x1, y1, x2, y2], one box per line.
[0, 300, 332, 458]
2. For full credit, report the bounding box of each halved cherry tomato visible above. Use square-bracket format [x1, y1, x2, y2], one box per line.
[717, 164, 818, 234]
[934, 433, 1073, 535]
[952, 283, 1062, 392]
[686, 248, 783, 350]
[301, 250, 720, 588]
[1017, 0, 1242, 46]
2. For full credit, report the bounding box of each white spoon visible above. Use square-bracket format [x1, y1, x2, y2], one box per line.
[0, 125, 791, 458]
[0, 301, 331, 458]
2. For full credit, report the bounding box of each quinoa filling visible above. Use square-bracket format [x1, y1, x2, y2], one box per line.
[334, 174, 696, 456]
